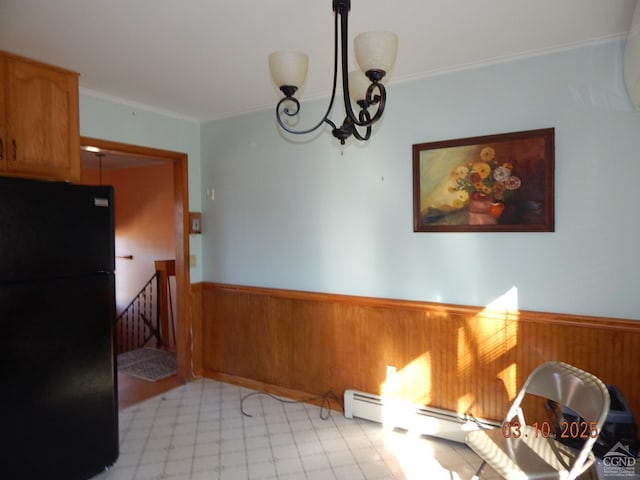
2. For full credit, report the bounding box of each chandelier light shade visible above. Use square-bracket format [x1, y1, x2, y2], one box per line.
[354, 31, 399, 74]
[269, 0, 398, 144]
[268, 52, 308, 93]
[347, 70, 371, 103]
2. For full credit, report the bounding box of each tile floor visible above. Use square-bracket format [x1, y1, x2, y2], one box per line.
[95, 378, 500, 480]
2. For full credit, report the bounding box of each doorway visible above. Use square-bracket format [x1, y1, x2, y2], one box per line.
[80, 137, 193, 406]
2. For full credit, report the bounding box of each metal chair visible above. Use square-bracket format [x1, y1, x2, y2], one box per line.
[466, 361, 610, 480]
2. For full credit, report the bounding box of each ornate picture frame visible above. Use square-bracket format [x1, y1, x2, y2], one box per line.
[412, 128, 555, 232]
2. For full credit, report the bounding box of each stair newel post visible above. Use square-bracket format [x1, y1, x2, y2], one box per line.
[154, 260, 176, 350]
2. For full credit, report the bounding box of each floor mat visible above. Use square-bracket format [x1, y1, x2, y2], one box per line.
[117, 348, 176, 382]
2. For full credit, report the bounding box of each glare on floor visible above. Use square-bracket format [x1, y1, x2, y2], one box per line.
[94, 378, 498, 480]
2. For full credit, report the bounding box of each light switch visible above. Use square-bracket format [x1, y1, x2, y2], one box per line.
[189, 212, 202, 234]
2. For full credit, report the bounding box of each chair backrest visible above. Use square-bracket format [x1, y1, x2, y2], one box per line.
[523, 361, 610, 426]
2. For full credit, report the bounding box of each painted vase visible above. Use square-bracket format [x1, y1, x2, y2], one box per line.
[468, 193, 504, 225]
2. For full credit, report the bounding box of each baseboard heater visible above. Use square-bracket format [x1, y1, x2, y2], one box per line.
[344, 389, 499, 443]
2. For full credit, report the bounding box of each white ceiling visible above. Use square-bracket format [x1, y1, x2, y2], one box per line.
[0, 0, 637, 123]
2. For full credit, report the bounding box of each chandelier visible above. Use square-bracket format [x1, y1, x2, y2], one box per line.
[268, 0, 398, 145]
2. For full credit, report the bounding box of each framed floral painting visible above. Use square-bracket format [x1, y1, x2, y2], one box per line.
[412, 128, 554, 232]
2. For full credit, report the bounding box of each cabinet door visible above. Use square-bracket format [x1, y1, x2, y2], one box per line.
[5, 57, 80, 181]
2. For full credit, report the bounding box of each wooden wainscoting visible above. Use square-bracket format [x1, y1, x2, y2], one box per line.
[195, 283, 640, 423]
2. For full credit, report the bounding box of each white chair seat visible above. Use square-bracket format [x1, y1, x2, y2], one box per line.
[467, 425, 595, 479]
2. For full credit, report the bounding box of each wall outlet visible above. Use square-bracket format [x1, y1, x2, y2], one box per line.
[386, 365, 397, 379]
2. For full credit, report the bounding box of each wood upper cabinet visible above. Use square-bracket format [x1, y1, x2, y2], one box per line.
[0, 51, 80, 182]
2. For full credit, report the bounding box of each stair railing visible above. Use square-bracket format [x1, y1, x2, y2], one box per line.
[115, 272, 162, 353]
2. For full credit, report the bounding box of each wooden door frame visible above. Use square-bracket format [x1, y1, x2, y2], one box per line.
[80, 136, 193, 381]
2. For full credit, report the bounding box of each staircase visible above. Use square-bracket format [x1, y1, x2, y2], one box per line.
[115, 260, 176, 354]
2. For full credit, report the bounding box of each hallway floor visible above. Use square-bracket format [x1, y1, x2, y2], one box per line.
[118, 371, 183, 410]
[96, 378, 500, 480]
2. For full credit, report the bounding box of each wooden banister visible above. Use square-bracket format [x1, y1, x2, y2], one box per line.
[154, 260, 176, 350]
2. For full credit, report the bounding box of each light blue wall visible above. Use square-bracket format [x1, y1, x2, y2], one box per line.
[200, 40, 640, 320]
[79, 94, 204, 282]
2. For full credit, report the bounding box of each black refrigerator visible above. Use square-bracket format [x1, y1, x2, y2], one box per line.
[0, 177, 119, 479]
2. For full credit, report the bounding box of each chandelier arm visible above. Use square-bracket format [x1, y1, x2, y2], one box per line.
[274, 10, 342, 136]
[363, 83, 387, 125]
[338, 10, 386, 129]
[338, 8, 358, 125]
[351, 107, 372, 141]
[324, 117, 339, 130]
[351, 124, 372, 142]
